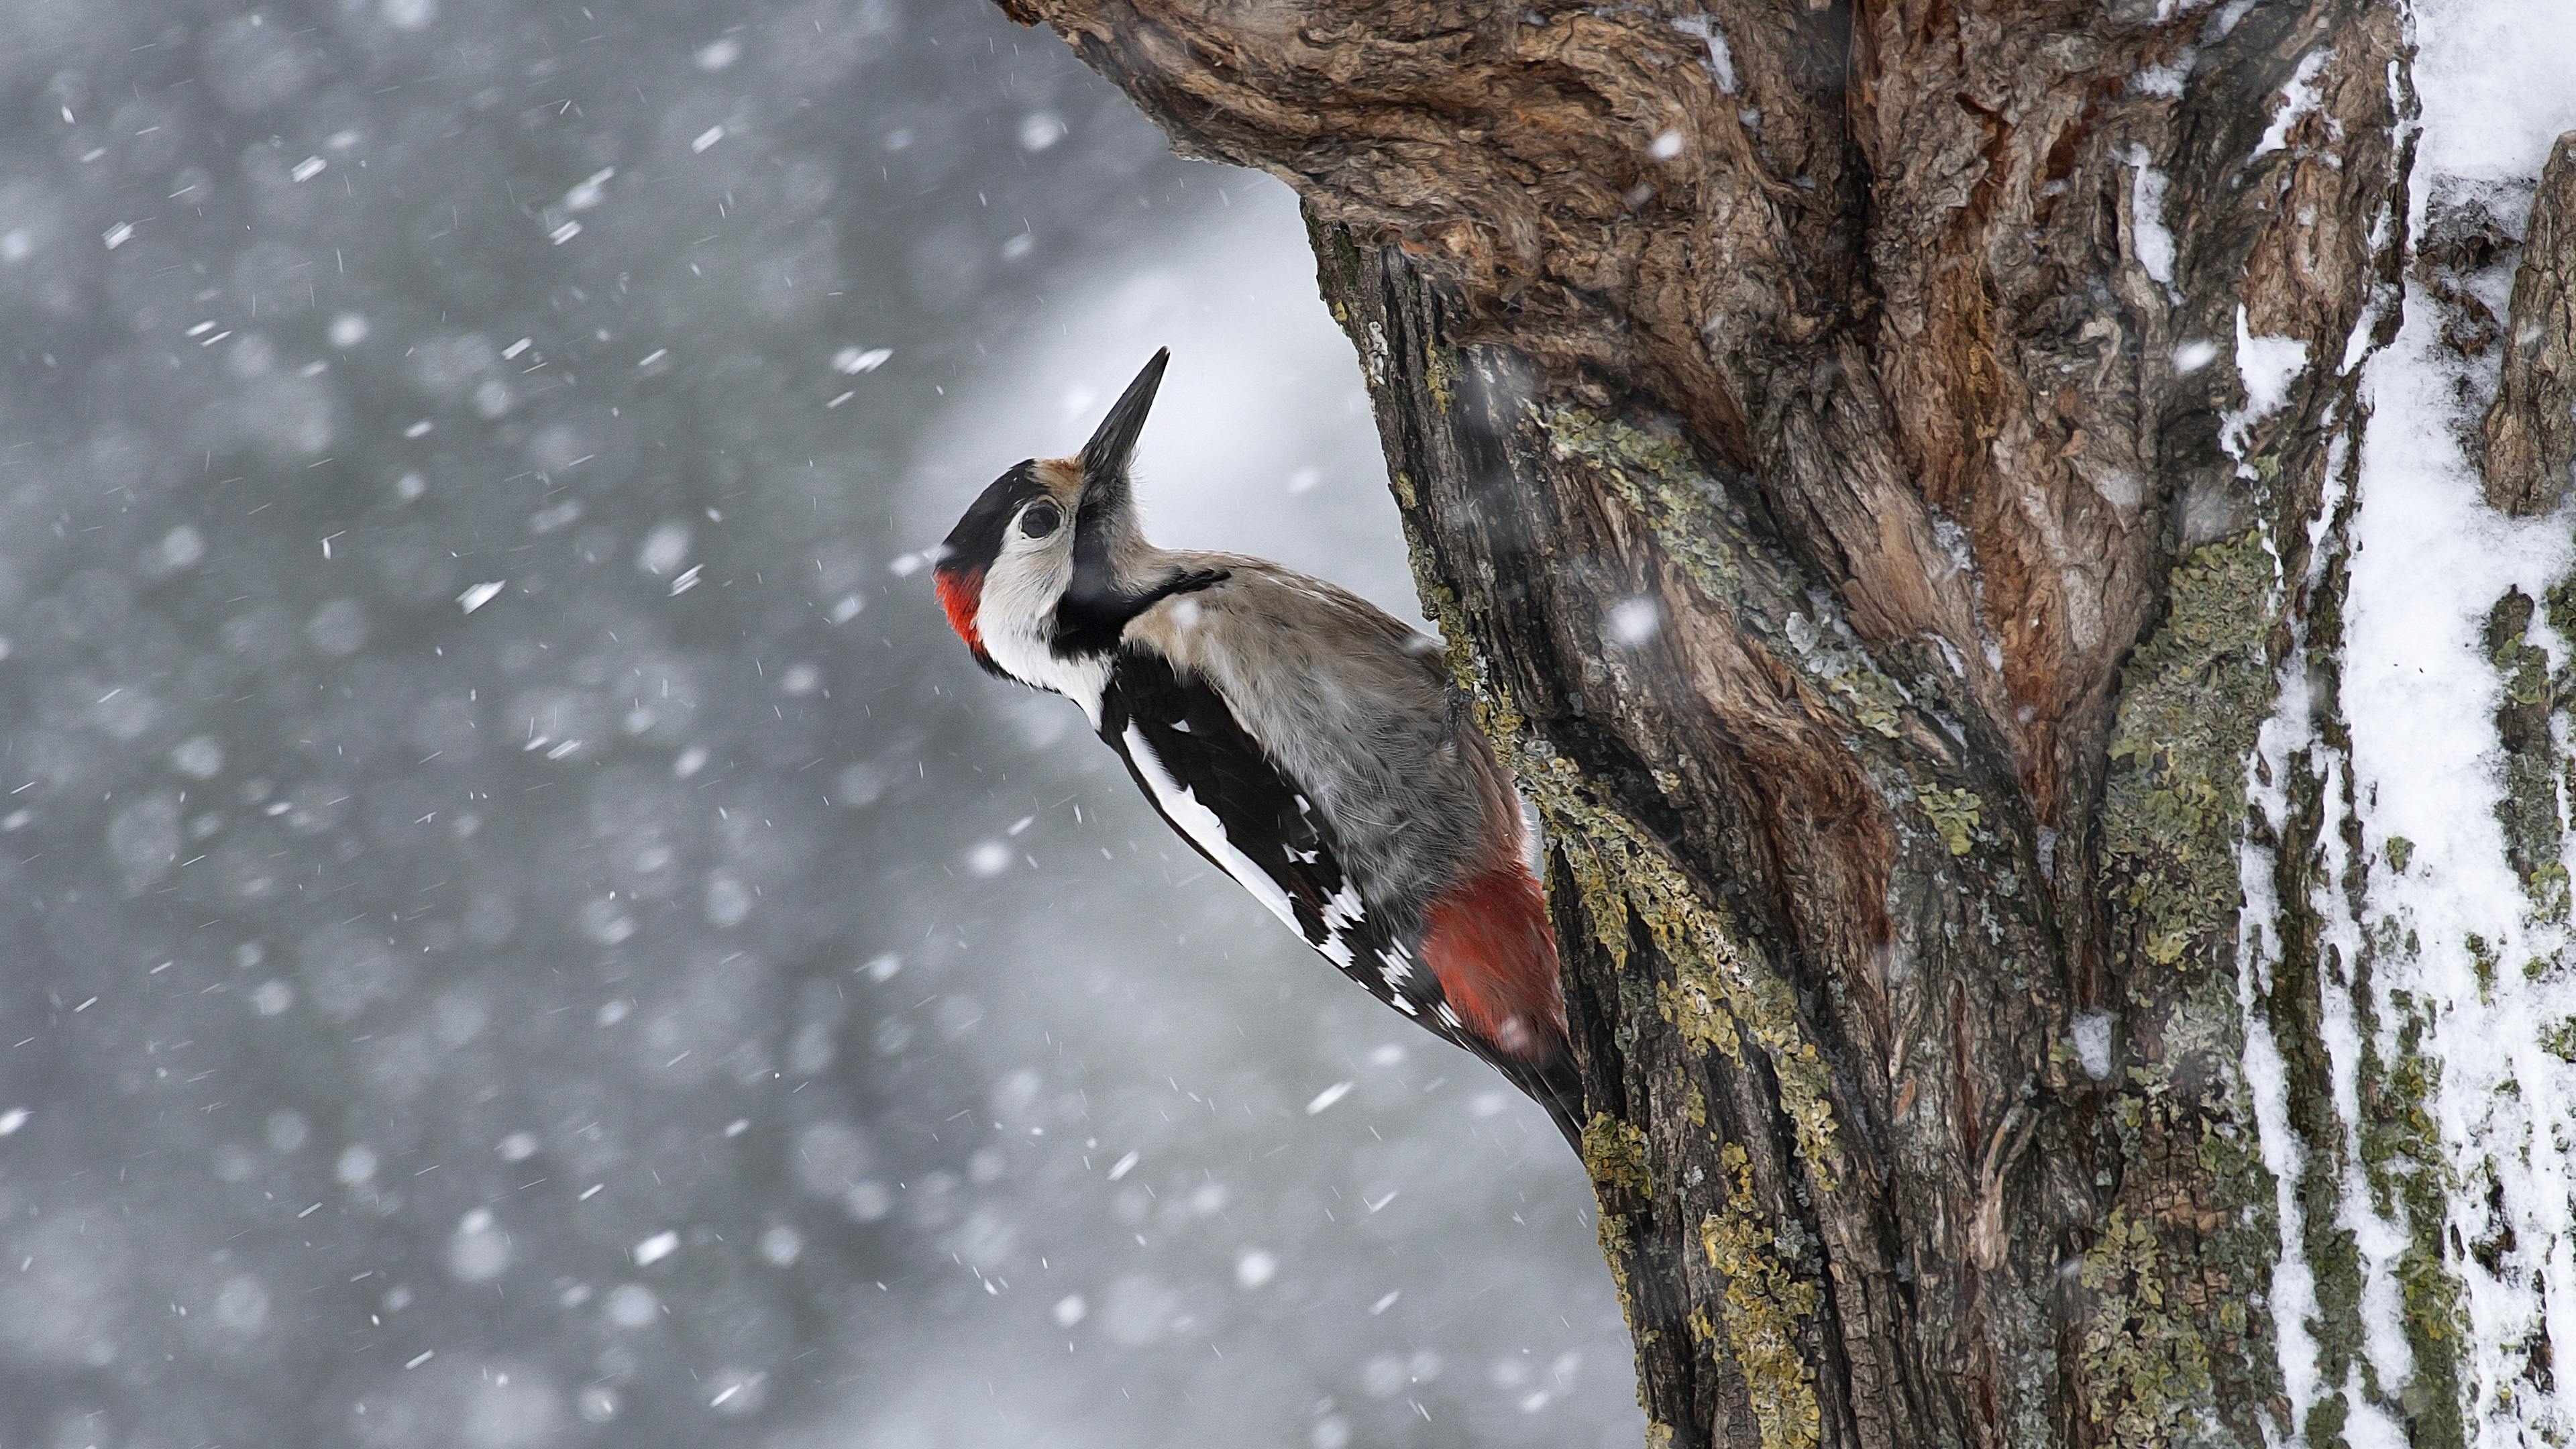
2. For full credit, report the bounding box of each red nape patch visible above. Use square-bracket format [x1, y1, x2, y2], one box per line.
[1421, 863, 1566, 1062]
[934, 567, 985, 653]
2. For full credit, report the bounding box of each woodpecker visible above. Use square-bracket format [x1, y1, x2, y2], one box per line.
[933, 350, 1581, 1144]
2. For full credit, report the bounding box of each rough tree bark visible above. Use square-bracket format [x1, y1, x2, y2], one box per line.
[2480, 133, 2576, 518]
[988, 0, 2424, 1444]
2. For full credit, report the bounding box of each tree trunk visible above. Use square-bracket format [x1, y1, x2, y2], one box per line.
[987, 0, 2434, 1444]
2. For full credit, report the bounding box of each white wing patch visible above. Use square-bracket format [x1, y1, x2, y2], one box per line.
[1122, 724, 1301, 934]
[1377, 946, 1420, 1014]
[1316, 882, 1366, 968]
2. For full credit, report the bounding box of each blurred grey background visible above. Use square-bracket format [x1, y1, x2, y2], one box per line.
[0, 1, 1640, 1445]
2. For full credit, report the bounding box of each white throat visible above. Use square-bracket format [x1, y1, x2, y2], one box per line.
[981, 614, 1112, 724]
[976, 542, 1112, 722]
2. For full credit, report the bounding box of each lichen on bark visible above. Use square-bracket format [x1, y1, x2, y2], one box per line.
[2353, 979, 2469, 1449]
[2077, 1205, 2224, 1449]
[1503, 677, 1845, 1194]
[2485, 587, 2569, 916]
[1585, 1112, 1655, 1200]
[2102, 533, 2282, 970]
[1696, 1142, 1824, 1449]
[1916, 787, 1986, 858]
[2075, 965, 2284, 1449]
[1542, 781, 1843, 1193]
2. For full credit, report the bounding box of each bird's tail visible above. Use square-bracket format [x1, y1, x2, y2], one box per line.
[1503, 1050, 1587, 1154]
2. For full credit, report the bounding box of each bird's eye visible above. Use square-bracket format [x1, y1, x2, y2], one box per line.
[1018, 501, 1062, 539]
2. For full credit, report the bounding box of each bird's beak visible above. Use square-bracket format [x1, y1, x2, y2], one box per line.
[1079, 347, 1169, 496]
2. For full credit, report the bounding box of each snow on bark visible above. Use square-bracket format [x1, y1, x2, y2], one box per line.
[2235, 0, 2576, 1442]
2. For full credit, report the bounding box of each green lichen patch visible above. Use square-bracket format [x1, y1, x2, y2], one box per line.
[2485, 588, 2568, 916]
[1542, 747, 1841, 1191]
[2190, 1085, 2290, 1426]
[2102, 533, 2282, 971]
[2075, 1165, 2277, 1449]
[1595, 1195, 1642, 1335]
[1699, 1143, 1823, 1449]
[1424, 337, 1460, 414]
[2356, 992, 2445, 1209]
[2540, 1017, 2576, 1063]
[2262, 750, 2370, 1412]
[2077, 952, 2284, 1449]
[1583, 1112, 1653, 1199]
[2351, 985, 2469, 1449]
[1324, 222, 1364, 294]
[2080, 1206, 2220, 1449]
[2385, 836, 2414, 874]
[2544, 573, 2576, 652]
[1917, 786, 1985, 857]
[1540, 405, 1746, 601]
[1658, 964, 1741, 1059]
[2302, 1393, 2350, 1449]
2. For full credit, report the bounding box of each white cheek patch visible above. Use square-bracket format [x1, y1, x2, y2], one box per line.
[977, 545, 1108, 722]
[1122, 724, 1301, 933]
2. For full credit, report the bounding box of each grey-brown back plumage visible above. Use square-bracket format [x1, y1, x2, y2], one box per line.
[1122, 555, 1520, 926]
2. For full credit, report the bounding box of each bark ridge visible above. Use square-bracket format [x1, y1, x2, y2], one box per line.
[2480, 131, 2576, 517]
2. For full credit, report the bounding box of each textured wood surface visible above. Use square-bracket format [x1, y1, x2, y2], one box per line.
[2481, 132, 2576, 517]
[988, 1, 2414, 1443]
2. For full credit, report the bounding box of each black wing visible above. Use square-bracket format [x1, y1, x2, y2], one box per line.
[1096, 647, 1584, 1144]
[1098, 646, 1433, 1013]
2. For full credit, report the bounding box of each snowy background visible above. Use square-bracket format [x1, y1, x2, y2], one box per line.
[0, 1, 1639, 1446]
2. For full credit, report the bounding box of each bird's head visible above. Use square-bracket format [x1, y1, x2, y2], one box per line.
[934, 347, 1167, 678]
